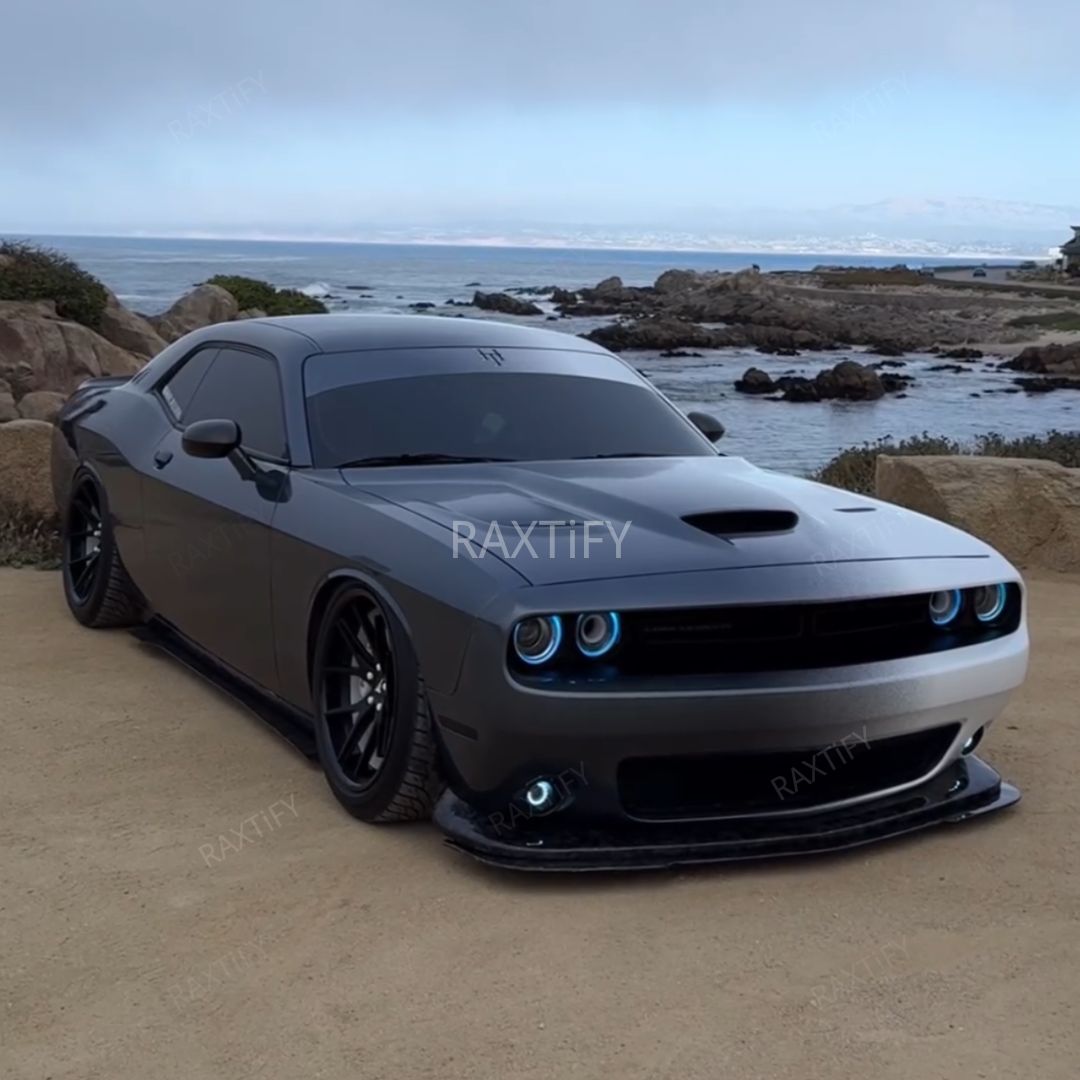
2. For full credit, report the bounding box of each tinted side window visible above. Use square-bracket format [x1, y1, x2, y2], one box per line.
[159, 347, 218, 420]
[184, 347, 287, 459]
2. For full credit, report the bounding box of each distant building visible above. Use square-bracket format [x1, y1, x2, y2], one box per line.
[1061, 226, 1080, 274]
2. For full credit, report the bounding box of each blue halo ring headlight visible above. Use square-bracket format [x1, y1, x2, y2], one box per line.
[972, 583, 1008, 623]
[513, 615, 562, 665]
[928, 589, 963, 627]
[575, 611, 621, 658]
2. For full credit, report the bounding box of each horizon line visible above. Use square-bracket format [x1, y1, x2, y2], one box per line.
[0, 229, 1050, 263]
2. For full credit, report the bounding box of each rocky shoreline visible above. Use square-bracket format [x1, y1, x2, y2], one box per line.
[489, 265, 1080, 401]
[3, 257, 1080, 428]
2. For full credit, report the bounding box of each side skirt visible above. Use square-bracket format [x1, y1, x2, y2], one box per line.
[132, 619, 318, 759]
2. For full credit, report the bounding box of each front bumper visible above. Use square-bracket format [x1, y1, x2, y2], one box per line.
[434, 754, 1020, 871]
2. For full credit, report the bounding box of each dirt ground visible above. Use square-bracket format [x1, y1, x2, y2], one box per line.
[2, 568, 1078, 1080]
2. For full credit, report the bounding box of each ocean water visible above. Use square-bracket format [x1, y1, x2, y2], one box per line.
[17, 234, 1077, 473]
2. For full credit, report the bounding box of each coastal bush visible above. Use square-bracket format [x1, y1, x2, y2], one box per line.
[813, 429, 1080, 494]
[205, 274, 328, 315]
[0, 497, 61, 569]
[0, 240, 109, 329]
[1007, 311, 1080, 332]
[818, 269, 927, 289]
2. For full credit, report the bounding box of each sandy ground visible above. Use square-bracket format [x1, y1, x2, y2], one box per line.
[2, 569, 1078, 1080]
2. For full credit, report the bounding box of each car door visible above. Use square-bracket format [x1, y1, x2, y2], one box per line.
[142, 344, 289, 692]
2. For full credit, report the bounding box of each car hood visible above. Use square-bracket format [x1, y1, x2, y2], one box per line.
[342, 455, 994, 586]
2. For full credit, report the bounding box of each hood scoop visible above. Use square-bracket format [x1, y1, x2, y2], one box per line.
[683, 509, 799, 537]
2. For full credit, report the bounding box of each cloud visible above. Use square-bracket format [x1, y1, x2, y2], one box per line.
[2, 0, 1076, 140]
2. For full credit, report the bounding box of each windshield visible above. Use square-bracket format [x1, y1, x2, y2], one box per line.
[304, 362, 712, 468]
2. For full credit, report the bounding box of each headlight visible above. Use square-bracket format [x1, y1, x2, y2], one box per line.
[575, 611, 621, 658]
[512, 615, 562, 665]
[972, 583, 1007, 623]
[928, 589, 962, 627]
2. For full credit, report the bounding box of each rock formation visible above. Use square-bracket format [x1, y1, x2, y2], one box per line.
[876, 455, 1080, 572]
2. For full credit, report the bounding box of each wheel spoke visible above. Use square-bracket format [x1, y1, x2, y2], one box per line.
[354, 725, 379, 773]
[334, 621, 379, 673]
[324, 701, 369, 718]
[320, 592, 397, 790]
[337, 710, 373, 763]
[374, 703, 393, 758]
[73, 551, 99, 595]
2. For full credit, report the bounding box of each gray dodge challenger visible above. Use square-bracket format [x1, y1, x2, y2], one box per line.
[51, 314, 1027, 870]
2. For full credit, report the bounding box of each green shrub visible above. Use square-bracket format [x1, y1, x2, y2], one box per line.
[818, 268, 927, 289]
[0, 240, 109, 329]
[0, 498, 61, 568]
[1006, 311, 1080, 331]
[812, 429, 1080, 494]
[206, 274, 328, 315]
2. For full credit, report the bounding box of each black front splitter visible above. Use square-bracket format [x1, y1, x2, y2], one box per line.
[433, 755, 1019, 871]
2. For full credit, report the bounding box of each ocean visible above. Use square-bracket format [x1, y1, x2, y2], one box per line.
[18, 234, 1078, 474]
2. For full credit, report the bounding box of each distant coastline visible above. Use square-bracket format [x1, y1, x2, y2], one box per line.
[2, 230, 1052, 263]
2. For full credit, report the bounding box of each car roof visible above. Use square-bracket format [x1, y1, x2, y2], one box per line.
[251, 313, 610, 355]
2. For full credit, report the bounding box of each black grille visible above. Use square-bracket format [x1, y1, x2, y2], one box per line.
[619, 724, 960, 818]
[614, 586, 1021, 676]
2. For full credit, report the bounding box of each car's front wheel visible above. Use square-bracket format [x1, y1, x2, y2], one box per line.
[62, 474, 142, 628]
[312, 584, 443, 823]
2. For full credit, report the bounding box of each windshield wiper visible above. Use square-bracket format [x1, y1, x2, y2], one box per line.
[335, 453, 517, 468]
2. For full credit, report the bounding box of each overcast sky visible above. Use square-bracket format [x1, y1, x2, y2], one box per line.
[2, 0, 1078, 239]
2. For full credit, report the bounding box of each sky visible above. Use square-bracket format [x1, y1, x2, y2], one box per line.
[2, 0, 1079, 249]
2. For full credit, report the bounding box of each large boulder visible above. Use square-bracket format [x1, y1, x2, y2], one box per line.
[0, 378, 15, 422]
[588, 275, 625, 299]
[151, 284, 240, 343]
[876, 455, 1080, 572]
[0, 419, 54, 519]
[1003, 342, 1080, 376]
[0, 300, 141, 397]
[814, 360, 885, 401]
[586, 317, 724, 352]
[654, 269, 702, 295]
[16, 390, 66, 423]
[734, 367, 776, 394]
[471, 291, 542, 316]
[97, 290, 167, 359]
[778, 376, 820, 403]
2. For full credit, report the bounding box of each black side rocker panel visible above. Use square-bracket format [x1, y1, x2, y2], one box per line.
[132, 619, 318, 759]
[433, 755, 1020, 872]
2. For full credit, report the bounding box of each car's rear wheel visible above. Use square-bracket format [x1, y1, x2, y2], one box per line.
[62, 475, 142, 628]
[312, 585, 443, 823]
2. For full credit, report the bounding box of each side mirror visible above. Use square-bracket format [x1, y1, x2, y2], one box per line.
[688, 410, 725, 443]
[182, 418, 241, 459]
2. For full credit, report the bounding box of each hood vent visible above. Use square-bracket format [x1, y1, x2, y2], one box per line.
[683, 509, 798, 537]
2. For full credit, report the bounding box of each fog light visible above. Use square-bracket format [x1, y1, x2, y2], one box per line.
[523, 779, 558, 812]
[972, 583, 1007, 623]
[513, 615, 562, 665]
[929, 589, 962, 627]
[962, 727, 984, 755]
[575, 611, 621, 658]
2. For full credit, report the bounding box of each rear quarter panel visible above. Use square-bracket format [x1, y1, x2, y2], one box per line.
[52, 381, 173, 595]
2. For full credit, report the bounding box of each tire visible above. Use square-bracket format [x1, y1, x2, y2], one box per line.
[311, 584, 443, 823]
[62, 474, 142, 629]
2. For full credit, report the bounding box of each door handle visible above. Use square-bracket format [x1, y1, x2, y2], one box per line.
[153, 449, 174, 469]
